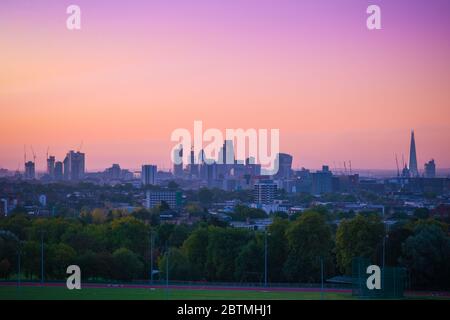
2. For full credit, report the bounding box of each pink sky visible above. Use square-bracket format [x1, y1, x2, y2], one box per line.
[1, 0, 450, 171]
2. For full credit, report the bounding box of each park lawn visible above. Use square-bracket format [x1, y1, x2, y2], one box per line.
[0, 286, 353, 300]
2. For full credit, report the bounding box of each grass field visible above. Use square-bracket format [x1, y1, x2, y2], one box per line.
[1, 284, 448, 300]
[0, 285, 352, 300]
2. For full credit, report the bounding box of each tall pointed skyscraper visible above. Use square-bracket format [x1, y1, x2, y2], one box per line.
[409, 130, 419, 177]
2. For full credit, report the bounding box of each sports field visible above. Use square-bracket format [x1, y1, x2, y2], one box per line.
[1, 283, 448, 300]
[0, 284, 352, 300]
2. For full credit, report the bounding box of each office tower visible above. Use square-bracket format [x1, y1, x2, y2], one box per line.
[145, 190, 181, 209]
[24, 161, 35, 180]
[188, 146, 199, 176]
[47, 156, 55, 178]
[409, 130, 419, 177]
[107, 164, 121, 180]
[274, 153, 293, 179]
[173, 145, 183, 177]
[63, 151, 85, 181]
[424, 159, 436, 178]
[141, 164, 157, 186]
[311, 165, 333, 194]
[198, 149, 206, 164]
[245, 157, 261, 176]
[219, 140, 235, 164]
[0, 199, 7, 216]
[254, 180, 277, 204]
[54, 161, 63, 180]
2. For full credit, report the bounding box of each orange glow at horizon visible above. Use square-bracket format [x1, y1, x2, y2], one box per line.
[1, 1, 450, 172]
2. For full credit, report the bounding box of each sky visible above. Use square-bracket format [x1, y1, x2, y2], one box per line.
[1, 0, 450, 171]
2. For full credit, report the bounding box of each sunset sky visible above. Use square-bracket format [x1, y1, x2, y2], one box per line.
[1, 0, 450, 171]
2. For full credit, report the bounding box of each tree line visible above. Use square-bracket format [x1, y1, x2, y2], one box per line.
[0, 207, 449, 290]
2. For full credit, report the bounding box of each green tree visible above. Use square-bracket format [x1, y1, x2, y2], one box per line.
[61, 223, 107, 255]
[382, 225, 413, 266]
[235, 238, 263, 282]
[167, 181, 179, 190]
[400, 223, 450, 289]
[0, 258, 11, 279]
[413, 208, 430, 220]
[109, 216, 149, 256]
[1, 213, 31, 239]
[47, 243, 76, 279]
[91, 208, 108, 224]
[132, 208, 160, 226]
[198, 188, 213, 206]
[283, 211, 334, 282]
[112, 247, 143, 281]
[157, 223, 175, 247]
[22, 240, 40, 279]
[185, 203, 205, 218]
[158, 247, 191, 281]
[267, 218, 289, 282]
[205, 227, 250, 281]
[336, 214, 384, 274]
[230, 205, 267, 221]
[168, 224, 190, 248]
[182, 227, 209, 280]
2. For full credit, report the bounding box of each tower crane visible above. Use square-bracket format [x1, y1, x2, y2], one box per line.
[30, 145, 37, 163]
[395, 154, 400, 177]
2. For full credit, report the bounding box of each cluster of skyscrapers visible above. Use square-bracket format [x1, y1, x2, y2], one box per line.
[400, 130, 436, 178]
[24, 150, 85, 181]
[20, 130, 438, 197]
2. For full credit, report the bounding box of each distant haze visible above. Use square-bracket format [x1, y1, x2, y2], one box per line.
[1, 0, 450, 171]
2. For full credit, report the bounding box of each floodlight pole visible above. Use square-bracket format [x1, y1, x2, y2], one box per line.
[40, 231, 44, 286]
[382, 223, 389, 270]
[320, 257, 324, 300]
[150, 231, 154, 285]
[17, 246, 21, 288]
[264, 229, 268, 287]
[166, 243, 169, 288]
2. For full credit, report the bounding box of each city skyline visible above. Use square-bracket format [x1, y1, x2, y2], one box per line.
[1, 0, 450, 170]
[3, 129, 446, 177]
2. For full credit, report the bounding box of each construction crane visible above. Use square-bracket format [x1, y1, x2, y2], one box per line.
[349, 160, 352, 175]
[77, 140, 83, 153]
[23, 145, 27, 165]
[395, 154, 400, 177]
[30, 145, 37, 163]
[344, 161, 347, 175]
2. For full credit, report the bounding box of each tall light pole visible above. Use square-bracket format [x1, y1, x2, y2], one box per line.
[150, 231, 154, 285]
[320, 257, 324, 300]
[40, 231, 44, 286]
[166, 243, 169, 288]
[382, 223, 389, 270]
[17, 244, 21, 288]
[264, 229, 268, 287]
